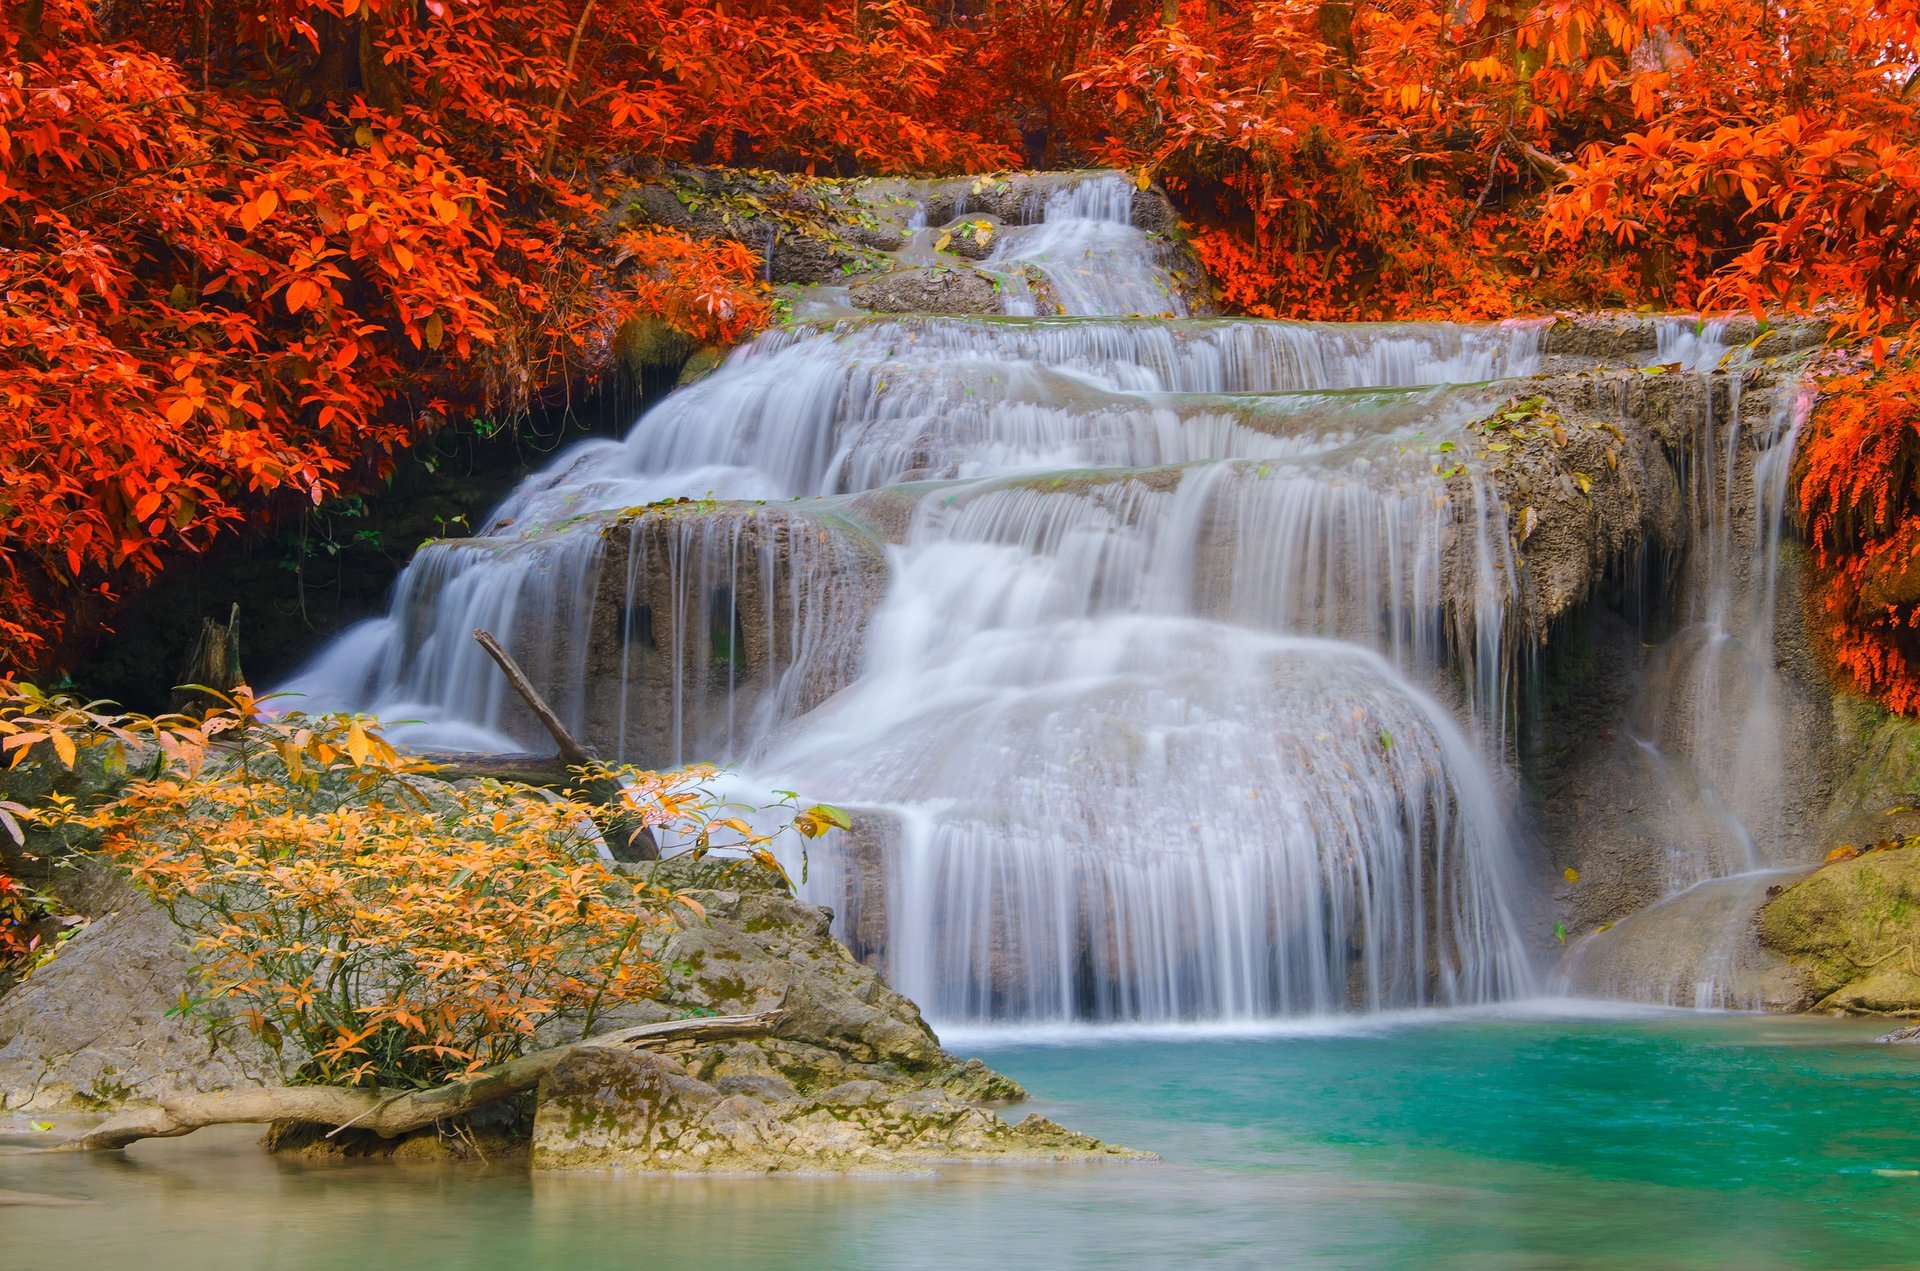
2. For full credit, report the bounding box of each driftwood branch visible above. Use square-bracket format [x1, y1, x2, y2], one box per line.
[68, 1010, 781, 1152]
[456, 629, 658, 861]
[473, 627, 594, 766]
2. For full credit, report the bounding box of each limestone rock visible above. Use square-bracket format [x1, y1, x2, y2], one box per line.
[675, 344, 728, 388]
[524, 855, 1130, 1171]
[1759, 844, 1920, 1014]
[1821, 696, 1920, 847]
[849, 266, 1005, 316]
[1130, 186, 1183, 237]
[1562, 872, 1812, 1010]
[933, 214, 1001, 261]
[581, 503, 890, 765]
[531, 1044, 1134, 1173]
[0, 899, 276, 1111]
[612, 314, 693, 383]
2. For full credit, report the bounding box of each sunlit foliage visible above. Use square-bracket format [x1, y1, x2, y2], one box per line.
[0, 680, 837, 1086]
[8, 0, 1920, 708]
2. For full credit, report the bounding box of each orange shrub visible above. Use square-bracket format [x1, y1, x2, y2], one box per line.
[5, 682, 835, 1086]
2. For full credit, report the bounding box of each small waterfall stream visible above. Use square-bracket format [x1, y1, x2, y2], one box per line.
[284, 173, 1808, 1027]
[1560, 327, 1817, 1009]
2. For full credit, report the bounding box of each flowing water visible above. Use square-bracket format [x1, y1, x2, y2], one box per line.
[283, 171, 1808, 1024]
[1559, 329, 1818, 1009]
[8, 1013, 1919, 1269]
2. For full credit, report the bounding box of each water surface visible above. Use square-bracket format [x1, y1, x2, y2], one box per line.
[6, 1010, 1917, 1269]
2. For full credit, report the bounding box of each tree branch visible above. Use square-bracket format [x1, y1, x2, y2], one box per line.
[538, 0, 598, 177]
[67, 1010, 780, 1151]
[473, 627, 594, 766]
[464, 628, 658, 861]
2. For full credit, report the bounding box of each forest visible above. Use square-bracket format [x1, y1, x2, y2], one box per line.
[5, 0, 1920, 709]
[12, 5, 1920, 1261]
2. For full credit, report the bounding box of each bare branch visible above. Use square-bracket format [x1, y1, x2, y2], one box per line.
[68, 1010, 781, 1151]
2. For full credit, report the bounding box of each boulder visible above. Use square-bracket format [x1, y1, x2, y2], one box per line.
[1759, 843, 1920, 1014]
[1130, 186, 1184, 237]
[848, 266, 1005, 316]
[0, 898, 276, 1111]
[527, 854, 1128, 1170]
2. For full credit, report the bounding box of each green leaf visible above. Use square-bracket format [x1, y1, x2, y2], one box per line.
[806, 803, 853, 831]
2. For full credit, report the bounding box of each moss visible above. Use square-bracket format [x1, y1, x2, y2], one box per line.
[700, 974, 748, 1002]
[1759, 844, 1920, 1012]
[612, 315, 693, 380]
[1826, 695, 1920, 843]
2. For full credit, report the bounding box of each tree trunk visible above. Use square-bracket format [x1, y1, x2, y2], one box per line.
[67, 1011, 780, 1151]
[173, 604, 243, 714]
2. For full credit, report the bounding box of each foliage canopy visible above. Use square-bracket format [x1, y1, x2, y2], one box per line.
[6, 0, 1920, 706]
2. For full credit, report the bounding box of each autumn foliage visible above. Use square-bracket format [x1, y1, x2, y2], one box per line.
[1, 679, 835, 1085]
[7, 1, 1920, 707]
[0, 0, 1004, 670]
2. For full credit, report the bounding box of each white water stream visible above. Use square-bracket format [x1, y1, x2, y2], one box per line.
[284, 174, 1804, 1026]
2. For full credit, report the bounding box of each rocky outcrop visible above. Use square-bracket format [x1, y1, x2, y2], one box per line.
[528, 857, 1136, 1171]
[1515, 347, 1835, 952]
[531, 1045, 1115, 1172]
[1820, 698, 1920, 848]
[1561, 872, 1812, 1010]
[848, 265, 1006, 315]
[614, 169, 907, 286]
[1759, 844, 1920, 1015]
[580, 501, 891, 765]
[0, 840, 1123, 1169]
[0, 898, 276, 1111]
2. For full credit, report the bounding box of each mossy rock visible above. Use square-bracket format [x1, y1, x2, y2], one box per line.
[1758, 844, 1920, 1013]
[675, 344, 728, 387]
[612, 315, 694, 381]
[1824, 695, 1920, 846]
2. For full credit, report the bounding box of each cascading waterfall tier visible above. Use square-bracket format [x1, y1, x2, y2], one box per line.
[287, 172, 1715, 1027]
[1548, 323, 1821, 1010]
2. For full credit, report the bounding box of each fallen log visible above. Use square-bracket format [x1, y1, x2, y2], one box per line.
[407, 750, 576, 788]
[67, 1010, 780, 1152]
[473, 627, 595, 766]
[416, 629, 658, 862]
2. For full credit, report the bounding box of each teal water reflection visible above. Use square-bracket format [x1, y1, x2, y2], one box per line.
[5, 1010, 1917, 1269]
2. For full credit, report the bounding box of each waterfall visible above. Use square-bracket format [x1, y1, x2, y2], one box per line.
[284, 173, 1573, 1027]
[1557, 324, 1819, 1010]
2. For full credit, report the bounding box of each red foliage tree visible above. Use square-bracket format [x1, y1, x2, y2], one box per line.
[0, 0, 1010, 670]
[9, 0, 1920, 712]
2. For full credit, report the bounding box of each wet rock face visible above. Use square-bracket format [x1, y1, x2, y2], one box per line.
[1560, 872, 1813, 1010]
[1513, 354, 1838, 954]
[582, 503, 890, 766]
[1759, 844, 1920, 1014]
